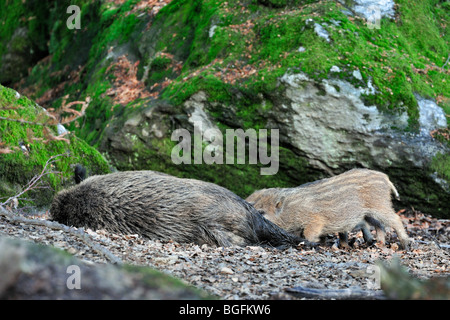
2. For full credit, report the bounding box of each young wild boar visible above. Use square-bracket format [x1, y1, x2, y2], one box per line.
[50, 170, 304, 248]
[246, 169, 410, 249]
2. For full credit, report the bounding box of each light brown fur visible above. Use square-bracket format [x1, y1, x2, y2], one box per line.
[246, 169, 410, 249]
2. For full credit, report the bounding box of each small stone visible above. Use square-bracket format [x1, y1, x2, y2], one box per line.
[220, 267, 234, 275]
[352, 69, 363, 80]
[330, 65, 341, 73]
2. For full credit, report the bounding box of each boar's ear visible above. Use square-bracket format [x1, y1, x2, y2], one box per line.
[275, 196, 285, 215]
[275, 196, 285, 209]
[74, 164, 87, 184]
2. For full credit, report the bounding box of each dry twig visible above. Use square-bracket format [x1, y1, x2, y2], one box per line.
[0, 94, 91, 152]
[0, 154, 65, 209]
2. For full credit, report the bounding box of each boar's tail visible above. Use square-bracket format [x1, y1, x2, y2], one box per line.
[247, 204, 305, 248]
[388, 179, 400, 201]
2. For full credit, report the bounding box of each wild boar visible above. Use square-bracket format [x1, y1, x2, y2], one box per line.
[50, 170, 304, 248]
[246, 169, 410, 249]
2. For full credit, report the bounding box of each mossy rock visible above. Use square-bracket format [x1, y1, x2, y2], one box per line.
[0, 236, 213, 299]
[0, 84, 110, 209]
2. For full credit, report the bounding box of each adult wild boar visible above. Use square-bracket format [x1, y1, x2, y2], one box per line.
[246, 169, 410, 249]
[50, 170, 303, 248]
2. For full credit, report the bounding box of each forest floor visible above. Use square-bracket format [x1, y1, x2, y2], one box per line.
[0, 209, 448, 300]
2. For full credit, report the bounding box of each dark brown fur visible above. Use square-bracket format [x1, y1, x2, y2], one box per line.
[50, 170, 304, 247]
[246, 169, 410, 249]
[74, 164, 86, 184]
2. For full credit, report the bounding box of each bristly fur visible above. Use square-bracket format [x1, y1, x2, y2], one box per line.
[246, 169, 410, 249]
[50, 170, 304, 248]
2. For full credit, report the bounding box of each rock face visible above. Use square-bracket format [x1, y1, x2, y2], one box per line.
[275, 72, 447, 172]
[338, 0, 396, 19]
[95, 0, 449, 217]
[0, 28, 44, 85]
[270, 72, 449, 215]
[417, 95, 448, 135]
[103, 71, 449, 216]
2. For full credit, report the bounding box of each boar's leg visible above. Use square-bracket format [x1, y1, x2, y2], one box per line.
[366, 211, 410, 250]
[389, 215, 410, 250]
[338, 232, 351, 249]
[355, 221, 375, 245]
[361, 223, 374, 245]
[303, 217, 325, 243]
[338, 221, 374, 248]
[364, 216, 385, 245]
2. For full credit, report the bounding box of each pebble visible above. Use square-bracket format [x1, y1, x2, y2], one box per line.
[220, 267, 234, 274]
[0, 214, 448, 300]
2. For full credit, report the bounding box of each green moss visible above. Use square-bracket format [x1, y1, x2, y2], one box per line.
[16, 0, 146, 146]
[151, 0, 216, 66]
[0, 0, 28, 57]
[121, 264, 215, 299]
[162, 74, 233, 105]
[14, 0, 447, 145]
[158, 0, 448, 132]
[87, 9, 140, 71]
[151, 56, 172, 70]
[49, 1, 103, 68]
[145, 56, 175, 86]
[431, 152, 450, 183]
[257, 0, 319, 8]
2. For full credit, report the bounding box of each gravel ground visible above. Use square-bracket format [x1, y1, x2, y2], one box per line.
[0, 210, 448, 299]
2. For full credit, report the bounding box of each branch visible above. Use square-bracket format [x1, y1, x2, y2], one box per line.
[0, 206, 122, 265]
[0, 104, 20, 111]
[0, 141, 17, 154]
[0, 152, 122, 265]
[0, 116, 47, 126]
[42, 127, 70, 144]
[0, 148, 15, 154]
[0, 154, 66, 208]
[59, 95, 91, 125]
[0, 95, 90, 153]
[442, 53, 450, 70]
[285, 285, 386, 300]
